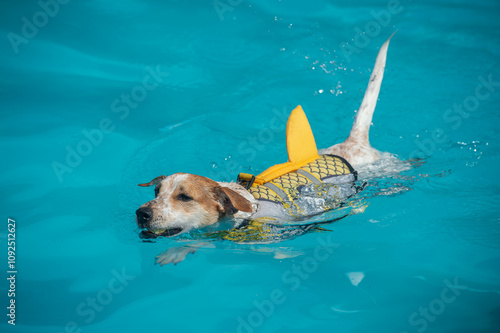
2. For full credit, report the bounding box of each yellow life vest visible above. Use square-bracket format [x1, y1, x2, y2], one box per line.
[237, 105, 357, 216]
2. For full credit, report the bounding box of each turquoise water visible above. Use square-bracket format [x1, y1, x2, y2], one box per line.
[1, 0, 500, 332]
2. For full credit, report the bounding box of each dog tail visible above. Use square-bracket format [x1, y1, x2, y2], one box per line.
[345, 32, 395, 147]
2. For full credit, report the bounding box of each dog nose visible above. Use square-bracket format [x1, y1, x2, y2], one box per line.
[136, 207, 153, 227]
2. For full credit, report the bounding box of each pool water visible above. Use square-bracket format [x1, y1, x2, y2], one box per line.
[1, 0, 500, 332]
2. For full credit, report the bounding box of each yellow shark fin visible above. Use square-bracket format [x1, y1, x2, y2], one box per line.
[286, 105, 319, 164]
[252, 105, 319, 185]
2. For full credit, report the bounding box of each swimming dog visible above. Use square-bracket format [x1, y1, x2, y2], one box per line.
[136, 35, 395, 241]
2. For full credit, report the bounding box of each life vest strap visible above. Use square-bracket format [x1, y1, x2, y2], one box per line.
[261, 182, 293, 207]
[296, 169, 322, 184]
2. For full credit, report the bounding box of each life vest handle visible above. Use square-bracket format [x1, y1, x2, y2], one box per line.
[236, 173, 256, 190]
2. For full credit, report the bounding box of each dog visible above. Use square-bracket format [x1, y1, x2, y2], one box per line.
[136, 35, 396, 260]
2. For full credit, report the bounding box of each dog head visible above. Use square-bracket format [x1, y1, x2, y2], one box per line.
[136, 173, 253, 237]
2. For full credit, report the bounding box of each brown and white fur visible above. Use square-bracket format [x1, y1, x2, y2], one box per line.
[136, 174, 257, 237]
[136, 35, 395, 240]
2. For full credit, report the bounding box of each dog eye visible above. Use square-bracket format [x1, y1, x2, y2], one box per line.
[177, 193, 193, 202]
[154, 187, 160, 197]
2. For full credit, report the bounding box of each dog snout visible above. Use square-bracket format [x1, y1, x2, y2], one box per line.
[136, 207, 153, 227]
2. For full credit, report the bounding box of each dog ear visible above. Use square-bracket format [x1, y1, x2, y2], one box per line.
[222, 187, 253, 213]
[138, 175, 166, 187]
[214, 187, 252, 215]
